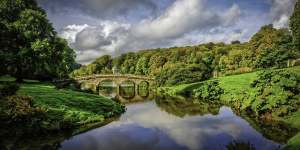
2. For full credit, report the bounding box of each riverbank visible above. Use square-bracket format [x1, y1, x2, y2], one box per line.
[0, 78, 125, 132]
[158, 66, 300, 149]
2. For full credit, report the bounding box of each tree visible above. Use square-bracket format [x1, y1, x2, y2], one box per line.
[254, 48, 290, 68]
[0, 0, 76, 81]
[290, 0, 300, 50]
[92, 55, 112, 74]
[231, 40, 241, 44]
[135, 57, 149, 75]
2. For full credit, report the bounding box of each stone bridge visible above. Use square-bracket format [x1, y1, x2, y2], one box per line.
[74, 74, 156, 102]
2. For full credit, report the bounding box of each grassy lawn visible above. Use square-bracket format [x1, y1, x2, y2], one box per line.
[162, 66, 300, 96]
[158, 70, 259, 98]
[22, 82, 124, 127]
[1, 80, 124, 130]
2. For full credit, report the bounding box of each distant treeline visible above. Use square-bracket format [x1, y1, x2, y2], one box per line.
[72, 24, 300, 86]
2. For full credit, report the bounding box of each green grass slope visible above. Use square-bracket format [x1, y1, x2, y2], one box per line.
[18, 82, 124, 127]
[0, 79, 124, 131]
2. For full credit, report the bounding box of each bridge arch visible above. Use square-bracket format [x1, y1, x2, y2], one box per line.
[137, 81, 150, 97]
[119, 80, 136, 99]
[98, 79, 117, 97]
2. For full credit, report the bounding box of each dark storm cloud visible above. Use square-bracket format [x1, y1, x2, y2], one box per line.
[37, 0, 171, 21]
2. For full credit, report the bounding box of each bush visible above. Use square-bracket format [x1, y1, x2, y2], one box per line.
[249, 69, 300, 116]
[0, 95, 36, 121]
[0, 82, 20, 98]
[192, 80, 224, 101]
[156, 63, 212, 86]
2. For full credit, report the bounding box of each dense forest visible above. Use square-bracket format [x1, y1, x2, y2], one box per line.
[72, 24, 300, 86]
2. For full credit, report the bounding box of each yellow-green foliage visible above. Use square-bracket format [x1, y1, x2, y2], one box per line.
[192, 80, 224, 101]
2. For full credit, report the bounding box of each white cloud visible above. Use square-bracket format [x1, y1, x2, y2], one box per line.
[133, 0, 241, 40]
[59, 24, 89, 43]
[60, 21, 131, 64]
[59, 0, 242, 64]
[221, 4, 241, 26]
[269, 0, 297, 28]
[41, 0, 298, 64]
[75, 26, 111, 50]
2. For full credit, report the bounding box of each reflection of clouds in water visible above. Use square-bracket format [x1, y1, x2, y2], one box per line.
[62, 124, 187, 150]
[61, 101, 281, 150]
[119, 102, 242, 150]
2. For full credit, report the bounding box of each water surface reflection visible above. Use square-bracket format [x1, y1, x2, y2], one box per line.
[60, 100, 282, 150]
[98, 80, 153, 103]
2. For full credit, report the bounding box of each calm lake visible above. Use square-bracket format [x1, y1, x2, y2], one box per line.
[59, 85, 286, 150]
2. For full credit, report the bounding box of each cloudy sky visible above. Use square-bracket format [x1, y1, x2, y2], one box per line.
[36, 0, 296, 64]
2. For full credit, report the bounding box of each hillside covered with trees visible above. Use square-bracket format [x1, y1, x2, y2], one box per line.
[72, 24, 300, 86]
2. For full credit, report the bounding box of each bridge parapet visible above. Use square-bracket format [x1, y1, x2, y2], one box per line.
[74, 74, 155, 81]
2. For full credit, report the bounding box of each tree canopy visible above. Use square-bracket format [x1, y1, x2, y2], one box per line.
[290, 0, 300, 50]
[0, 0, 76, 81]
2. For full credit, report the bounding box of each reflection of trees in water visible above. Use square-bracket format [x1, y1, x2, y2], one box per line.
[237, 112, 297, 144]
[155, 95, 221, 117]
[0, 119, 117, 150]
[156, 95, 295, 144]
[226, 140, 256, 150]
[99, 86, 116, 97]
[0, 124, 69, 150]
[99, 80, 150, 100]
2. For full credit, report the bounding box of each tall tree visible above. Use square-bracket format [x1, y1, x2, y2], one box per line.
[290, 0, 300, 50]
[0, 0, 76, 81]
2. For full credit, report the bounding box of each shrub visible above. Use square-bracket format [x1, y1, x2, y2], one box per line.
[0, 95, 36, 121]
[0, 82, 20, 98]
[156, 63, 212, 86]
[249, 69, 300, 115]
[192, 80, 224, 101]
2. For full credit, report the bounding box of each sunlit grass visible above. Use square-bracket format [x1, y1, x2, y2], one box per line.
[12, 82, 124, 127]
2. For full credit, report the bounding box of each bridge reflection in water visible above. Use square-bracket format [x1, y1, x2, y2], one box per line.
[76, 74, 156, 103]
[99, 80, 155, 103]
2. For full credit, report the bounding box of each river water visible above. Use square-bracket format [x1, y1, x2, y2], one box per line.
[58, 85, 285, 150]
[0, 84, 291, 149]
